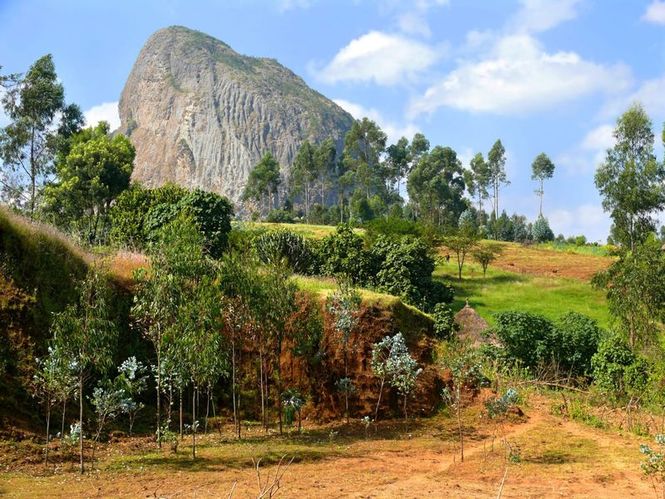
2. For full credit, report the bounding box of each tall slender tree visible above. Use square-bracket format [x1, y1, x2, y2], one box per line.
[487, 139, 509, 219]
[595, 104, 665, 250]
[468, 152, 490, 223]
[531, 153, 555, 216]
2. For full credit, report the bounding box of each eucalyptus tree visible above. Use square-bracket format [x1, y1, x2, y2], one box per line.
[315, 137, 337, 205]
[327, 280, 361, 423]
[50, 265, 117, 474]
[531, 153, 555, 216]
[595, 104, 665, 250]
[290, 141, 317, 219]
[242, 152, 281, 213]
[487, 139, 509, 220]
[131, 214, 208, 447]
[468, 153, 490, 222]
[0, 54, 83, 214]
[343, 118, 387, 198]
[32, 344, 76, 465]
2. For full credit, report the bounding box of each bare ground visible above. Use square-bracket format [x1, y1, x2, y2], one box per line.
[0, 397, 655, 498]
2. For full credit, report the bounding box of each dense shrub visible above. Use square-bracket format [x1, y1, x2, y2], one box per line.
[110, 184, 233, 257]
[253, 230, 319, 274]
[364, 217, 422, 243]
[491, 310, 603, 377]
[265, 209, 294, 223]
[318, 224, 368, 283]
[591, 334, 650, 398]
[432, 303, 458, 340]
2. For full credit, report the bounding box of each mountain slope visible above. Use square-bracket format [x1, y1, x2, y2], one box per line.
[118, 26, 354, 202]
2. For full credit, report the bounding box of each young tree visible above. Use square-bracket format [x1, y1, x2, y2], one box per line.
[531, 153, 555, 216]
[472, 242, 503, 278]
[89, 380, 126, 464]
[444, 219, 480, 280]
[487, 139, 509, 223]
[595, 104, 665, 250]
[327, 281, 361, 423]
[50, 265, 117, 474]
[131, 214, 208, 448]
[532, 215, 554, 243]
[0, 55, 82, 214]
[115, 356, 148, 436]
[43, 122, 135, 243]
[32, 344, 76, 465]
[314, 138, 337, 206]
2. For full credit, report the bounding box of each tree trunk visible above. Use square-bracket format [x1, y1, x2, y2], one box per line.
[61, 399, 67, 438]
[204, 388, 210, 434]
[191, 387, 197, 459]
[79, 373, 84, 474]
[259, 350, 266, 432]
[374, 378, 385, 423]
[44, 403, 51, 465]
[539, 178, 544, 216]
[232, 338, 238, 438]
[179, 388, 183, 440]
[457, 387, 464, 462]
[156, 333, 162, 448]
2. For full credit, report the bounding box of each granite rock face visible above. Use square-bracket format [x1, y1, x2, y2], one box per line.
[118, 26, 353, 203]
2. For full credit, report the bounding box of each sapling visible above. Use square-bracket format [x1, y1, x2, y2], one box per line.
[282, 388, 305, 433]
[116, 356, 148, 436]
[327, 281, 361, 423]
[89, 382, 127, 464]
[640, 434, 665, 498]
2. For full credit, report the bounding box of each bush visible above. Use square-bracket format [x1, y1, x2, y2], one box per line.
[491, 310, 603, 377]
[318, 224, 368, 283]
[253, 231, 319, 274]
[265, 209, 294, 223]
[532, 215, 554, 242]
[592, 334, 649, 399]
[432, 303, 458, 340]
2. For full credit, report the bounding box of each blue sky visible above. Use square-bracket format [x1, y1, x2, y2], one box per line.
[2, 0, 665, 241]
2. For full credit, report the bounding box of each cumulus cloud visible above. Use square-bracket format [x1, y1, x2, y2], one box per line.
[549, 203, 610, 242]
[557, 123, 615, 175]
[509, 0, 584, 33]
[333, 98, 419, 144]
[602, 74, 665, 119]
[409, 34, 631, 116]
[84, 101, 120, 131]
[315, 31, 441, 86]
[642, 1, 665, 24]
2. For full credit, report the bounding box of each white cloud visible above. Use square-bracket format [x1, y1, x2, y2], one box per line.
[549, 203, 610, 242]
[557, 123, 615, 175]
[409, 34, 631, 116]
[603, 74, 665, 119]
[643, 1, 665, 24]
[509, 0, 583, 34]
[333, 98, 419, 144]
[84, 101, 120, 131]
[315, 31, 441, 86]
[396, 0, 450, 38]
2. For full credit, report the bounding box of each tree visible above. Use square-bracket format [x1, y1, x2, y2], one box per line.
[314, 138, 337, 206]
[243, 152, 281, 214]
[595, 104, 665, 250]
[131, 214, 209, 448]
[327, 281, 361, 423]
[50, 265, 117, 474]
[472, 242, 503, 277]
[115, 356, 148, 436]
[487, 139, 509, 224]
[592, 234, 665, 348]
[43, 122, 134, 243]
[407, 146, 466, 226]
[531, 215, 554, 243]
[32, 344, 76, 465]
[444, 219, 480, 280]
[343, 118, 387, 198]
[531, 153, 555, 216]
[289, 141, 317, 220]
[468, 153, 490, 222]
[0, 55, 82, 215]
[385, 137, 410, 196]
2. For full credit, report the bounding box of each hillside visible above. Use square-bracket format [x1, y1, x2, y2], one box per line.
[118, 26, 354, 203]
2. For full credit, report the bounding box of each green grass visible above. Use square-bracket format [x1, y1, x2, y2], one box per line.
[234, 221, 364, 240]
[536, 241, 614, 257]
[435, 261, 610, 328]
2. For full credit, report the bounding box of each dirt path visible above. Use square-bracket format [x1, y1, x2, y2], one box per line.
[1, 405, 655, 498]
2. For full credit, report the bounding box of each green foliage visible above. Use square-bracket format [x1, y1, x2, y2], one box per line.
[640, 434, 665, 494]
[531, 152, 555, 215]
[592, 234, 665, 348]
[253, 230, 319, 275]
[472, 242, 503, 277]
[110, 184, 233, 257]
[491, 310, 604, 377]
[595, 104, 665, 250]
[484, 388, 519, 419]
[432, 303, 458, 340]
[242, 152, 281, 212]
[531, 215, 554, 243]
[265, 209, 294, 223]
[43, 122, 135, 244]
[318, 224, 367, 283]
[591, 334, 649, 399]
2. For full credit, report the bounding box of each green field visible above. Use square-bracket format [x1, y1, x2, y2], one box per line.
[435, 261, 610, 328]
